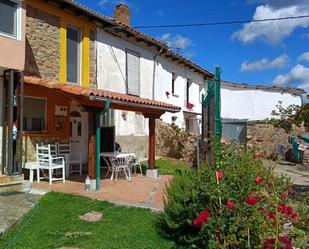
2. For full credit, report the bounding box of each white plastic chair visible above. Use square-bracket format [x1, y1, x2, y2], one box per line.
[109, 156, 131, 182]
[129, 156, 143, 176]
[36, 144, 65, 185]
[58, 142, 82, 176]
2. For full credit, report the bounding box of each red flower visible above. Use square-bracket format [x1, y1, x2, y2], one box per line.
[199, 210, 210, 223]
[267, 211, 277, 225]
[277, 203, 287, 213]
[290, 212, 298, 220]
[255, 176, 263, 184]
[245, 196, 257, 206]
[193, 210, 210, 228]
[193, 217, 204, 228]
[263, 236, 292, 249]
[226, 200, 235, 209]
[280, 193, 289, 200]
[216, 171, 224, 180]
[286, 206, 293, 215]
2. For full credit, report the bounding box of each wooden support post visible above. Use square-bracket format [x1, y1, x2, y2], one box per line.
[88, 111, 96, 179]
[148, 116, 156, 170]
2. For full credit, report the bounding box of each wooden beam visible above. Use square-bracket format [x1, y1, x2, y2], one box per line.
[148, 116, 156, 170]
[88, 111, 96, 179]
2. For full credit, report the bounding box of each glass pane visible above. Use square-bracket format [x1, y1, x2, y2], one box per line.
[70, 122, 72, 137]
[0, 0, 17, 37]
[67, 27, 80, 83]
[31, 118, 42, 131]
[77, 122, 82, 136]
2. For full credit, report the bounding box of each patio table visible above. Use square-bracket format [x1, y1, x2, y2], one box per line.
[100, 152, 136, 180]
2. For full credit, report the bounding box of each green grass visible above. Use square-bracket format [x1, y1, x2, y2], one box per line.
[155, 158, 189, 175]
[0, 192, 175, 249]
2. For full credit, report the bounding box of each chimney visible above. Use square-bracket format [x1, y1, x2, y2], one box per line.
[114, 4, 130, 26]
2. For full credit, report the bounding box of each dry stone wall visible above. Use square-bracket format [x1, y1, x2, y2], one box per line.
[25, 6, 60, 81]
[156, 120, 198, 164]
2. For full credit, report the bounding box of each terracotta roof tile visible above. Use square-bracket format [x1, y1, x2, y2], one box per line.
[24, 76, 181, 112]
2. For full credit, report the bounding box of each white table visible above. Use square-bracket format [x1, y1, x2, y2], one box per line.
[100, 152, 136, 180]
[23, 162, 39, 183]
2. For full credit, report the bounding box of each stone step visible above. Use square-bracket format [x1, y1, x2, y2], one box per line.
[0, 175, 24, 193]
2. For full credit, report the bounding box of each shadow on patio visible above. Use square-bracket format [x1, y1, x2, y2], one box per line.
[32, 174, 172, 211]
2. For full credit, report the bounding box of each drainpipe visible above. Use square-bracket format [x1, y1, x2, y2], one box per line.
[95, 99, 111, 191]
[152, 47, 164, 100]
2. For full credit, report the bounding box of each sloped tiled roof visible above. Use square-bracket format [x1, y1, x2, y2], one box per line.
[24, 76, 181, 112]
[48, 0, 213, 78]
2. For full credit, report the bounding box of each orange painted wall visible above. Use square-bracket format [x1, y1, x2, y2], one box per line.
[24, 84, 71, 137]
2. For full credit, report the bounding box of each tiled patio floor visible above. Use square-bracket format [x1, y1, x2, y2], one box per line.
[32, 174, 172, 211]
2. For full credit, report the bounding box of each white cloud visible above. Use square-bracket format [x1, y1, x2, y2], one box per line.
[240, 54, 289, 72]
[298, 52, 309, 62]
[159, 33, 193, 50]
[273, 64, 309, 90]
[232, 4, 309, 44]
[98, 0, 109, 7]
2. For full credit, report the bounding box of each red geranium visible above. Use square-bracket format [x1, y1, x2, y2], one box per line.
[280, 193, 289, 200]
[245, 196, 258, 206]
[263, 235, 292, 249]
[216, 171, 224, 180]
[226, 200, 235, 209]
[193, 210, 210, 228]
[267, 211, 277, 225]
[255, 176, 263, 184]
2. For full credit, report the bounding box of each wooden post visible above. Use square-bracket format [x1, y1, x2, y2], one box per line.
[88, 111, 96, 179]
[148, 116, 156, 170]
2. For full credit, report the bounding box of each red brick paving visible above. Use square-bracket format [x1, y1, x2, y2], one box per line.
[32, 175, 172, 210]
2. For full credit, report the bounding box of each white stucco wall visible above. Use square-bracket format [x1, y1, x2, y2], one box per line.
[221, 86, 303, 121]
[96, 28, 206, 135]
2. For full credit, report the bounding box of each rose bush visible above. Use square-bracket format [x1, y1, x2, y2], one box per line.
[159, 144, 300, 248]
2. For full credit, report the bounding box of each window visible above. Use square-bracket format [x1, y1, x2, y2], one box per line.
[185, 119, 190, 131]
[24, 97, 47, 132]
[0, 0, 19, 38]
[135, 113, 144, 134]
[171, 116, 177, 125]
[67, 26, 81, 84]
[171, 72, 176, 94]
[126, 50, 140, 96]
[100, 109, 114, 127]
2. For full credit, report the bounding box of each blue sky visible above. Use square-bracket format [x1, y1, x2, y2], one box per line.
[77, 0, 309, 91]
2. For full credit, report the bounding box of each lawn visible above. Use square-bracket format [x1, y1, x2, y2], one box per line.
[141, 158, 189, 175]
[0, 192, 175, 249]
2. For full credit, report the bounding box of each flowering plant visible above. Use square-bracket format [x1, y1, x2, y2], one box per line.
[159, 144, 299, 249]
[187, 102, 194, 109]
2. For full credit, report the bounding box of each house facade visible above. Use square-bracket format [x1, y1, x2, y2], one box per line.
[12, 0, 180, 185]
[0, 0, 27, 176]
[96, 5, 212, 156]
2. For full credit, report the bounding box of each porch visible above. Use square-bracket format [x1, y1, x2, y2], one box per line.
[21, 76, 180, 191]
[32, 174, 172, 211]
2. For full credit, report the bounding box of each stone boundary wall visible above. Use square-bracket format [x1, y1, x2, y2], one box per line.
[246, 122, 305, 158]
[156, 120, 198, 164]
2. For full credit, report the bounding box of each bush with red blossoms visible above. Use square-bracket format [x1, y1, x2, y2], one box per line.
[159, 143, 300, 249]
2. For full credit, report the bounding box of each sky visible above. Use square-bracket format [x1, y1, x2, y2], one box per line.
[76, 0, 309, 92]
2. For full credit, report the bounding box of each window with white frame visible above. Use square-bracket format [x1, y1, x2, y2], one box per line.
[126, 50, 140, 96]
[0, 0, 21, 39]
[23, 97, 47, 132]
[67, 26, 81, 84]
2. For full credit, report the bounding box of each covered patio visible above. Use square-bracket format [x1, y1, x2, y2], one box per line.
[22, 76, 180, 194]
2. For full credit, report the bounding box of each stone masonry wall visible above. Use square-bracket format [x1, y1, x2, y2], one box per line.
[89, 31, 97, 87]
[246, 122, 305, 158]
[156, 120, 198, 164]
[25, 6, 60, 81]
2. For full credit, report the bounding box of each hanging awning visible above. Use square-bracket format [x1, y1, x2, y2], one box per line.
[24, 76, 181, 114]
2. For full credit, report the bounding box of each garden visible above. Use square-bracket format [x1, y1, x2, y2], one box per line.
[1, 145, 308, 249]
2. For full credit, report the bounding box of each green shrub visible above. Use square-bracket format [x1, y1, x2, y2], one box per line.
[159, 144, 298, 249]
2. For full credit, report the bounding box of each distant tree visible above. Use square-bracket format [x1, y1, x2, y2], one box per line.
[268, 101, 309, 133]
